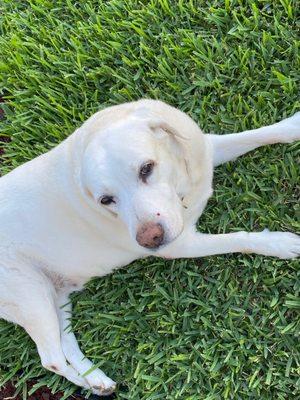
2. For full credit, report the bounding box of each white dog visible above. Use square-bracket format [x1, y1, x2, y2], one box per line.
[0, 99, 299, 395]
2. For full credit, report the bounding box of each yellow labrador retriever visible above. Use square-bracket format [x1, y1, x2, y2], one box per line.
[0, 100, 299, 395]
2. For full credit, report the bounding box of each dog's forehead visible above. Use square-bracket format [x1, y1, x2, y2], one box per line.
[104, 118, 151, 141]
[101, 119, 157, 162]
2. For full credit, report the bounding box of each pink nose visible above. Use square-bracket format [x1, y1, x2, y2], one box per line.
[136, 222, 164, 249]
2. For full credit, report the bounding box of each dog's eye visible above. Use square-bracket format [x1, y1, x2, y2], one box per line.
[139, 161, 154, 182]
[99, 195, 115, 206]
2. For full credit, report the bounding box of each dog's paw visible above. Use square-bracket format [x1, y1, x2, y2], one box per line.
[277, 111, 300, 143]
[85, 369, 116, 396]
[251, 229, 300, 259]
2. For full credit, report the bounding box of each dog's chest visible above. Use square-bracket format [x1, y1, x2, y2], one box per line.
[28, 237, 140, 281]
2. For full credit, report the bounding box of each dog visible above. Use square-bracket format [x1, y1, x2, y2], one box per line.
[0, 99, 299, 395]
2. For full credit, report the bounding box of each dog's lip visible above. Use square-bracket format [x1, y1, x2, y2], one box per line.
[135, 234, 169, 250]
[140, 240, 168, 251]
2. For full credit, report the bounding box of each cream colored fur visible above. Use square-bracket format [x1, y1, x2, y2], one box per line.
[0, 100, 299, 395]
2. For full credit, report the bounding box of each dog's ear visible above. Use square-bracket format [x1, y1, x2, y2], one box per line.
[133, 106, 188, 140]
[147, 118, 188, 140]
[133, 106, 194, 180]
[133, 105, 208, 188]
[133, 106, 205, 184]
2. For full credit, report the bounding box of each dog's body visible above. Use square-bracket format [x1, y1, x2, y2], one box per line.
[0, 99, 299, 395]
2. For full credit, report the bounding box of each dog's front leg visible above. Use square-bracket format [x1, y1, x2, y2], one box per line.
[160, 227, 300, 259]
[57, 291, 116, 396]
[208, 112, 300, 167]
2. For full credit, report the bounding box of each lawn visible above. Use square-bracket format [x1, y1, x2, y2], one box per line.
[0, 0, 299, 399]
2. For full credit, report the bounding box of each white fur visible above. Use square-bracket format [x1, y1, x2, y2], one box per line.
[0, 100, 299, 395]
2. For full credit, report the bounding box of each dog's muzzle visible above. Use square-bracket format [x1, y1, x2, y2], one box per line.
[136, 222, 164, 249]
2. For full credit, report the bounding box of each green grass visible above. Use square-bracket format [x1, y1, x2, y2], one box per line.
[0, 0, 299, 399]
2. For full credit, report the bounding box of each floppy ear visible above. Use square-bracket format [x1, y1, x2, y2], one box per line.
[149, 118, 192, 179]
[132, 106, 188, 140]
[132, 106, 206, 186]
[147, 117, 188, 140]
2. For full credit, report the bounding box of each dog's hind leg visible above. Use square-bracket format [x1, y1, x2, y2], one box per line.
[208, 112, 300, 167]
[0, 262, 91, 390]
[57, 291, 116, 396]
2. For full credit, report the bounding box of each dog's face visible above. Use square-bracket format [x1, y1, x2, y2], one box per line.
[80, 113, 190, 250]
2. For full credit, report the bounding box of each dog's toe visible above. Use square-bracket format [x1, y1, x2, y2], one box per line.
[254, 230, 300, 259]
[279, 112, 300, 142]
[85, 370, 116, 396]
[92, 383, 116, 396]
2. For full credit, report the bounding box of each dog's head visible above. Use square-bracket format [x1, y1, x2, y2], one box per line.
[78, 102, 208, 250]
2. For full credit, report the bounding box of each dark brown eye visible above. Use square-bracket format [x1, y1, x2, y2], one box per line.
[139, 161, 154, 182]
[100, 195, 115, 205]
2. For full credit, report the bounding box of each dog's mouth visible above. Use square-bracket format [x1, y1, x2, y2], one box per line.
[139, 239, 168, 251]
